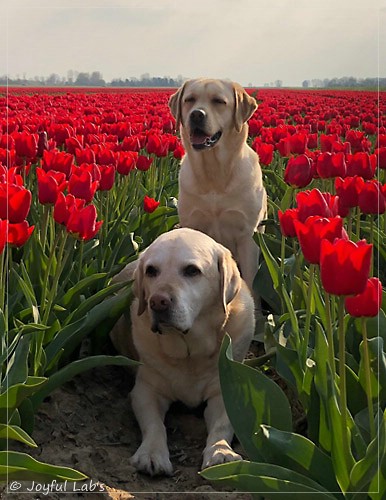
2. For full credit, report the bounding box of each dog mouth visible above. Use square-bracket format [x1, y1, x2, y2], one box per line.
[189, 128, 222, 150]
[151, 317, 189, 336]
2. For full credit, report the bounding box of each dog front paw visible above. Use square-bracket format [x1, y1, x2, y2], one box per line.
[130, 444, 173, 476]
[201, 440, 242, 470]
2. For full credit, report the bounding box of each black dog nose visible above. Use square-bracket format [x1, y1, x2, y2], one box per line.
[190, 109, 206, 124]
[150, 293, 172, 312]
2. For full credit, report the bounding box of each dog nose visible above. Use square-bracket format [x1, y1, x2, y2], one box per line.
[190, 109, 206, 125]
[150, 293, 172, 312]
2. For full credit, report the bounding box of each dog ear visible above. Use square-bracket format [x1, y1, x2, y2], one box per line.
[218, 249, 242, 313]
[233, 83, 257, 133]
[169, 81, 187, 130]
[133, 259, 147, 316]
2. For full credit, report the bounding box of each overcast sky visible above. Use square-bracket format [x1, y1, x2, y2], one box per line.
[1, 0, 385, 87]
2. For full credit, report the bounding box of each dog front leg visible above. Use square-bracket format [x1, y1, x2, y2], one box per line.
[130, 377, 173, 476]
[201, 393, 242, 469]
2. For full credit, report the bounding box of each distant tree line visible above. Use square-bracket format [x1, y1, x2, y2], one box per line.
[302, 76, 386, 89]
[0, 70, 185, 88]
[0, 71, 385, 89]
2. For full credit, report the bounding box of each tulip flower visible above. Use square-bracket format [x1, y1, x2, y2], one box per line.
[136, 155, 153, 171]
[98, 165, 116, 191]
[42, 150, 73, 178]
[289, 132, 307, 154]
[146, 133, 169, 157]
[346, 152, 376, 179]
[345, 277, 382, 317]
[143, 195, 160, 213]
[36, 168, 67, 205]
[320, 238, 372, 296]
[7, 221, 34, 247]
[255, 143, 274, 166]
[66, 204, 103, 241]
[0, 219, 8, 255]
[75, 147, 96, 165]
[316, 152, 346, 179]
[68, 169, 99, 203]
[375, 147, 386, 169]
[284, 155, 313, 188]
[0, 184, 32, 223]
[13, 131, 38, 159]
[278, 209, 299, 238]
[54, 193, 85, 226]
[296, 188, 339, 222]
[173, 144, 185, 160]
[117, 151, 138, 175]
[358, 180, 386, 215]
[294, 216, 347, 265]
[335, 176, 365, 209]
[277, 137, 291, 157]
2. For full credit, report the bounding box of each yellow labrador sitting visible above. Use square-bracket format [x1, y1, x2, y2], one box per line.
[112, 228, 254, 476]
[169, 78, 267, 294]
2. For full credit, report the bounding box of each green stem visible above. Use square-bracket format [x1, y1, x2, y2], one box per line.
[302, 263, 315, 364]
[338, 296, 352, 471]
[42, 230, 69, 325]
[324, 290, 336, 377]
[77, 240, 84, 283]
[355, 206, 361, 240]
[40, 228, 63, 307]
[347, 208, 352, 240]
[369, 215, 374, 277]
[40, 204, 51, 251]
[361, 318, 375, 439]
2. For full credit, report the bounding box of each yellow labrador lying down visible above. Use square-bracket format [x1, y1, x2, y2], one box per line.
[111, 228, 255, 476]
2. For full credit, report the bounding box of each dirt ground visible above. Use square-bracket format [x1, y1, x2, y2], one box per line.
[3, 364, 255, 500]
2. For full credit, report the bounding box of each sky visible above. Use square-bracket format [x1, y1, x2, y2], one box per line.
[1, 0, 385, 87]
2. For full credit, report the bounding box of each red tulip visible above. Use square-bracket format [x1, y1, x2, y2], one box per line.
[54, 193, 85, 226]
[375, 147, 386, 169]
[0, 184, 32, 223]
[358, 180, 386, 215]
[278, 209, 299, 237]
[96, 148, 116, 166]
[36, 168, 67, 205]
[68, 169, 98, 203]
[345, 129, 366, 154]
[335, 176, 365, 209]
[0, 219, 8, 254]
[117, 151, 138, 175]
[345, 277, 382, 317]
[316, 152, 346, 179]
[296, 189, 339, 223]
[7, 221, 34, 247]
[136, 155, 153, 171]
[289, 133, 307, 154]
[98, 165, 116, 191]
[146, 133, 169, 157]
[284, 155, 313, 188]
[13, 131, 38, 159]
[255, 143, 274, 166]
[320, 239, 372, 296]
[277, 137, 291, 157]
[75, 147, 96, 165]
[173, 144, 185, 160]
[66, 204, 103, 241]
[42, 150, 73, 178]
[346, 152, 376, 179]
[143, 195, 160, 213]
[294, 216, 347, 264]
[320, 134, 339, 153]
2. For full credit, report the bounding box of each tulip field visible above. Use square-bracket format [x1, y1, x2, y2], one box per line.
[1, 85, 385, 497]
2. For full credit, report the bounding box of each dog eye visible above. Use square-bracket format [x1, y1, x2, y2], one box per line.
[145, 265, 159, 278]
[184, 96, 196, 104]
[183, 265, 201, 277]
[212, 97, 226, 105]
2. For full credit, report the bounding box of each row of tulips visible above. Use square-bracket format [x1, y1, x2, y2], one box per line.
[1, 86, 385, 497]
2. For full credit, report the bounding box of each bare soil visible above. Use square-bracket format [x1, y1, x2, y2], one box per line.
[2, 365, 254, 500]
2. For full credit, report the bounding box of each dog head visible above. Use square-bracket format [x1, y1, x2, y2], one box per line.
[133, 228, 242, 334]
[169, 78, 257, 151]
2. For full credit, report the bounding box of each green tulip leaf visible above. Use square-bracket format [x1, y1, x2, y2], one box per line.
[200, 460, 337, 499]
[0, 423, 37, 447]
[31, 355, 139, 410]
[0, 451, 87, 482]
[219, 334, 292, 462]
[253, 425, 340, 492]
